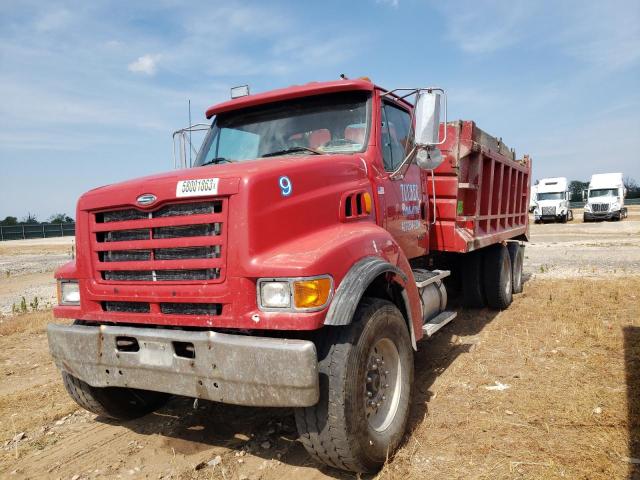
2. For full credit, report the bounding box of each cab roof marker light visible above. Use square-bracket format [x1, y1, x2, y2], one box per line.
[231, 85, 250, 99]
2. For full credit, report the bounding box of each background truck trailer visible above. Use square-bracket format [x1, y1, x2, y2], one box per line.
[533, 177, 573, 223]
[583, 172, 627, 222]
[48, 79, 530, 473]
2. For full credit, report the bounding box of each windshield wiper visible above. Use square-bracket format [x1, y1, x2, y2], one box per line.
[261, 147, 322, 158]
[200, 157, 235, 166]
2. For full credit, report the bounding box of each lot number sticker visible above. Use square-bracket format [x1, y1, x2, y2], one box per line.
[176, 178, 219, 197]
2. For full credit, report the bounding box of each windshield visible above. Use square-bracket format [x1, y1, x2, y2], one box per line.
[589, 188, 618, 198]
[537, 192, 564, 201]
[194, 91, 370, 166]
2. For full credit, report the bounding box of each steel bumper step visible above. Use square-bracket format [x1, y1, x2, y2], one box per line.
[422, 310, 457, 337]
[412, 269, 451, 288]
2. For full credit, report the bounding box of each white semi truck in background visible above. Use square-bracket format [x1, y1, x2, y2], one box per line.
[533, 177, 572, 223]
[583, 172, 627, 222]
[529, 184, 538, 213]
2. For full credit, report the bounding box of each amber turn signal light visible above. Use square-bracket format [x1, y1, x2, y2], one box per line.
[293, 278, 332, 309]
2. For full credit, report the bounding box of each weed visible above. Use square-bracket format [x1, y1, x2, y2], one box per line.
[19, 296, 27, 314]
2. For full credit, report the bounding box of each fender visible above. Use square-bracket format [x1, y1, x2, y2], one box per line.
[324, 256, 420, 350]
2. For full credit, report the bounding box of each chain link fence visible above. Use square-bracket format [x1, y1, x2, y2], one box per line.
[0, 223, 75, 241]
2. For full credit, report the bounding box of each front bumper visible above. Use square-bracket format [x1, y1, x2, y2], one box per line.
[535, 214, 565, 222]
[47, 324, 319, 407]
[584, 211, 617, 220]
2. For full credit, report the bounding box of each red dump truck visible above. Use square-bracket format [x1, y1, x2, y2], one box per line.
[49, 79, 530, 473]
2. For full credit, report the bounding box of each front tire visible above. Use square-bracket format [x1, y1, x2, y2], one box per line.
[62, 371, 170, 420]
[295, 298, 413, 473]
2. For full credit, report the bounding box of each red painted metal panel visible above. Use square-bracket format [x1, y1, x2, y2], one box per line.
[428, 120, 531, 253]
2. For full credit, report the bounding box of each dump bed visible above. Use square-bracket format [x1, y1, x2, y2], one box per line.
[426, 120, 531, 253]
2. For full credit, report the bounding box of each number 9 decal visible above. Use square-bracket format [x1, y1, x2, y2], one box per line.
[279, 176, 292, 197]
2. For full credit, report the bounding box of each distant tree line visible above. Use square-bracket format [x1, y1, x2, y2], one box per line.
[0, 213, 74, 226]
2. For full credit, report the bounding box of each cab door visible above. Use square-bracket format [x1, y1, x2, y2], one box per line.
[375, 99, 428, 259]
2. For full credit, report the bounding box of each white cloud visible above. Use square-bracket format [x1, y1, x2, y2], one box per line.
[553, 2, 640, 71]
[34, 9, 73, 32]
[437, 1, 533, 54]
[128, 54, 160, 75]
[435, 0, 640, 71]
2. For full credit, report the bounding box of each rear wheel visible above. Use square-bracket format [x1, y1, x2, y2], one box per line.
[507, 242, 524, 294]
[62, 371, 170, 420]
[295, 298, 413, 473]
[482, 244, 513, 310]
[461, 250, 485, 308]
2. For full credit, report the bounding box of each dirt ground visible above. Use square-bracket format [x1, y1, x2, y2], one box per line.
[0, 208, 639, 479]
[0, 237, 74, 316]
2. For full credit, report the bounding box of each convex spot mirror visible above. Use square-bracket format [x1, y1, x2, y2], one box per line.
[415, 147, 444, 171]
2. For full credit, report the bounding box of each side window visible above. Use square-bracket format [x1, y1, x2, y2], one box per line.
[381, 103, 411, 172]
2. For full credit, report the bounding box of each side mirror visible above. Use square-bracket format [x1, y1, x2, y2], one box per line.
[413, 89, 446, 171]
[582, 189, 587, 201]
[414, 90, 443, 146]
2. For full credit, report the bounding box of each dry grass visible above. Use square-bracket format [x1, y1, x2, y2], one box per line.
[0, 310, 61, 336]
[379, 277, 640, 479]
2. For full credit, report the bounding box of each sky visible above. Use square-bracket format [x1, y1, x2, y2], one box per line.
[1, 0, 639, 221]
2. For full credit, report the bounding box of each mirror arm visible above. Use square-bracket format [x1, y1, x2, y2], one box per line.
[389, 145, 417, 180]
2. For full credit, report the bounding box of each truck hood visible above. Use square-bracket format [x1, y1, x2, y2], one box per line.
[77, 154, 366, 212]
[536, 199, 565, 207]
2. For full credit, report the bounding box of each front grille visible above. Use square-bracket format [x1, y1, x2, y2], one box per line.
[154, 246, 220, 260]
[542, 206, 556, 216]
[101, 301, 221, 316]
[96, 201, 221, 223]
[100, 250, 151, 262]
[100, 229, 150, 242]
[153, 224, 220, 239]
[92, 200, 226, 284]
[592, 203, 609, 212]
[160, 303, 222, 316]
[103, 301, 150, 313]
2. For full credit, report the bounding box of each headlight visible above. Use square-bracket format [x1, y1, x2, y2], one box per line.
[259, 281, 291, 308]
[57, 280, 80, 305]
[584, 204, 591, 212]
[258, 276, 333, 311]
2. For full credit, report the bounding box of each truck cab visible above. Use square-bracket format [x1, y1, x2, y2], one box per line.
[533, 177, 572, 223]
[583, 172, 627, 222]
[48, 78, 530, 473]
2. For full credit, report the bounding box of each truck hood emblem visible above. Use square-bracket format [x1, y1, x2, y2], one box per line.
[136, 193, 157, 206]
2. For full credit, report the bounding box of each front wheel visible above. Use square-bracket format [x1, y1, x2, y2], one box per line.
[62, 371, 170, 420]
[295, 298, 413, 473]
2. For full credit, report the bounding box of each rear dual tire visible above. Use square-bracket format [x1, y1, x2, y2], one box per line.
[461, 243, 522, 309]
[483, 245, 513, 309]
